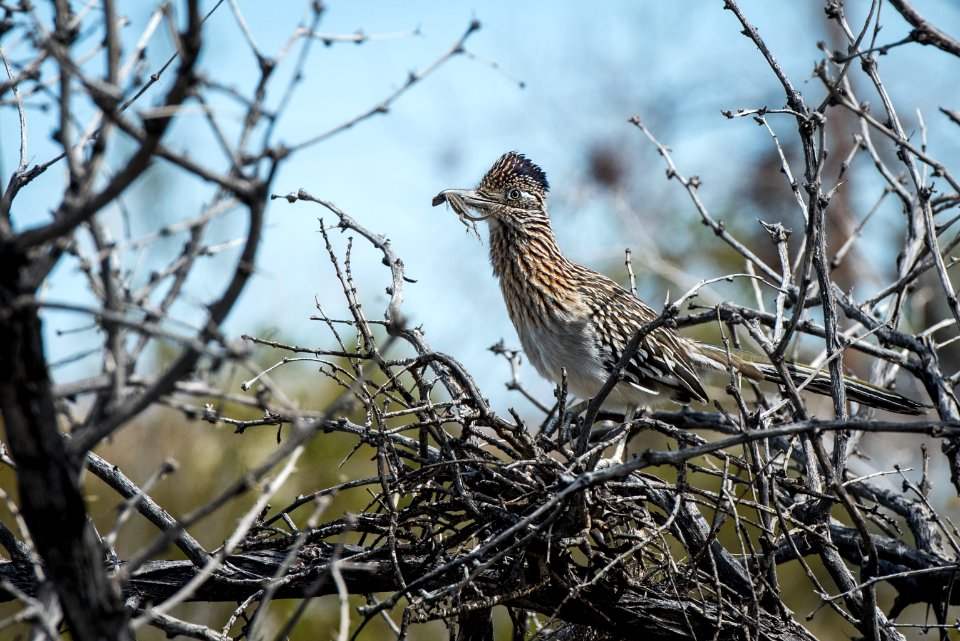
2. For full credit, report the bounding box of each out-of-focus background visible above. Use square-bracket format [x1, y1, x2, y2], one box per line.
[11, 1, 954, 420]
[3, 1, 960, 638]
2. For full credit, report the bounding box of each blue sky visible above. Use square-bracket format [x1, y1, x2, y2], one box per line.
[4, 1, 960, 419]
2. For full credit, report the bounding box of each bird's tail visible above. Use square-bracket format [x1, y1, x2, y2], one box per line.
[697, 345, 926, 415]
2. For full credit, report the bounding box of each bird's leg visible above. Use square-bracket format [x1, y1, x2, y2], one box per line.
[582, 405, 636, 471]
[561, 400, 636, 467]
[609, 404, 637, 464]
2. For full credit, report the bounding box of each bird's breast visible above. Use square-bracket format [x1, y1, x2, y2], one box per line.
[514, 315, 608, 397]
[488, 226, 636, 402]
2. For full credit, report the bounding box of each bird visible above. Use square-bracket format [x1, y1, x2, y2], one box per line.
[432, 151, 925, 417]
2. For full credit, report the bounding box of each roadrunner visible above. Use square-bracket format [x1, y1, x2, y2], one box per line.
[433, 151, 924, 416]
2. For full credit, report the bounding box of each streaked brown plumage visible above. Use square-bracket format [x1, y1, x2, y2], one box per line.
[434, 151, 924, 415]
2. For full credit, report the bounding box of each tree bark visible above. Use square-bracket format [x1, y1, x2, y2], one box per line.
[0, 255, 130, 641]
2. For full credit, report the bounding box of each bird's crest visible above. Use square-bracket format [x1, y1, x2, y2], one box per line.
[480, 152, 550, 197]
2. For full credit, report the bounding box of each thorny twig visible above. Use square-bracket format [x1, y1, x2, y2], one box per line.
[2, 3, 959, 641]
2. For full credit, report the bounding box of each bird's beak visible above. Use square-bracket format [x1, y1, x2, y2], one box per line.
[432, 189, 494, 221]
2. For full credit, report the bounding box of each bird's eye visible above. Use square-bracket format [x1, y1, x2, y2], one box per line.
[506, 188, 522, 201]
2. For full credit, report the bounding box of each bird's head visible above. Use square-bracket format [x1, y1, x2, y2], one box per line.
[433, 152, 550, 230]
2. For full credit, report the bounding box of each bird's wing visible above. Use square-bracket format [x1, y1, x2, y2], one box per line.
[587, 280, 710, 403]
